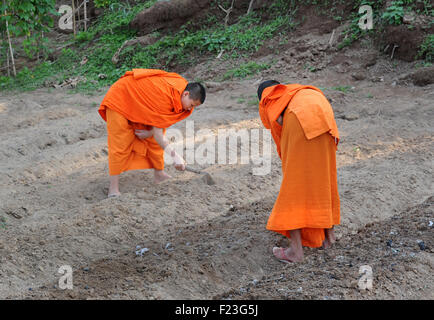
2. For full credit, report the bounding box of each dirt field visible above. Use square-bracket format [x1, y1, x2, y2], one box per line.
[0, 29, 433, 300]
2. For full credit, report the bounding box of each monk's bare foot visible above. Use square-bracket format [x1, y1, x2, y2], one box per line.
[108, 192, 121, 198]
[108, 175, 120, 198]
[322, 228, 336, 249]
[107, 186, 121, 198]
[154, 170, 171, 184]
[272, 247, 304, 263]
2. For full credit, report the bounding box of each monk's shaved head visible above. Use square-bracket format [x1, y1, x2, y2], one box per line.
[184, 82, 206, 104]
[257, 80, 280, 100]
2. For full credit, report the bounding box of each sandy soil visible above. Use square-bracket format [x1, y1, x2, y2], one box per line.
[0, 30, 433, 300]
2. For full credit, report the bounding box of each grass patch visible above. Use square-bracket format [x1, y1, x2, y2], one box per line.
[330, 85, 354, 93]
[223, 62, 271, 80]
[0, 216, 6, 229]
[338, 0, 433, 49]
[247, 98, 259, 106]
[416, 34, 434, 63]
[0, 2, 294, 93]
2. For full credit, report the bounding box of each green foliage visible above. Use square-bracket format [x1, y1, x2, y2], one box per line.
[0, 216, 6, 229]
[338, 0, 433, 49]
[417, 34, 434, 62]
[0, 0, 58, 59]
[0, 0, 295, 92]
[247, 98, 259, 106]
[75, 31, 94, 43]
[15, 0, 434, 93]
[223, 62, 270, 80]
[304, 62, 318, 72]
[330, 85, 354, 93]
[91, 1, 152, 35]
[337, 0, 385, 49]
[94, 0, 115, 8]
[381, 1, 406, 25]
[127, 13, 294, 69]
[0, 47, 80, 91]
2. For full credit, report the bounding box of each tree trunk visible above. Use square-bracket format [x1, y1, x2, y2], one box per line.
[247, 0, 255, 14]
[72, 0, 76, 36]
[4, 0, 16, 77]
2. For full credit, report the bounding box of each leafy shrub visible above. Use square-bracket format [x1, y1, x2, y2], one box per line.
[417, 34, 434, 62]
[381, 1, 405, 25]
[224, 62, 270, 80]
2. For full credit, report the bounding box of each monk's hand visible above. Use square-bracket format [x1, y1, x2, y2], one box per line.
[276, 115, 283, 126]
[135, 129, 153, 140]
[173, 152, 186, 171]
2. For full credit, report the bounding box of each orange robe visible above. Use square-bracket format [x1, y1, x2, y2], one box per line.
[98, 69, 193, 175]
[259, 84, 340, 248]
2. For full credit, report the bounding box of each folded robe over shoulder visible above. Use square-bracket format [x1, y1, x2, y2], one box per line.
[259, 84, 340, 248]
[99, 69, 193, 128]
[259, 84, 339, 158]
[98, 69, 193, 175]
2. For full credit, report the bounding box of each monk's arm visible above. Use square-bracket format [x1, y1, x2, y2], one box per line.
[152, 127, 186, 170]
[276, 107, 287, 126]
[152, 127, 170, 150]
[134, 129, 153, 139]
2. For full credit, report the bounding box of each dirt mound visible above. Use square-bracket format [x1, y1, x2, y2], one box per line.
[129, 0, 271, 35]
[382, 25, 426, 62]
[218, 196, 434, 300]
[410, 65, 434, 86]
[129, 0, 210, 35]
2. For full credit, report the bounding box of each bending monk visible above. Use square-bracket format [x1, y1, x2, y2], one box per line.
[257, 80, 340, 263]
[98, 68, 206, 197]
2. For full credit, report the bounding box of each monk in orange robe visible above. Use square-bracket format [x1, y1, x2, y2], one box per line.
[98, 69, 206, 197]
[257, 80, 340, 263]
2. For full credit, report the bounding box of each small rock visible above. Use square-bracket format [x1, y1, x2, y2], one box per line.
[371, 76, 384, 82]
[403, 13, 415, 24]
[363, 52, 378, 68]
[342, 113, 359, 121]
[135, 248, 149, 256]
[204, 81, 225, 93]
[417, 240, 426, 251]
[418, 223, 427, 231]
[352, 72, 367, 81]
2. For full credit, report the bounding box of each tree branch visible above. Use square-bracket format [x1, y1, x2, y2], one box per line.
[218, 0, 235, 27]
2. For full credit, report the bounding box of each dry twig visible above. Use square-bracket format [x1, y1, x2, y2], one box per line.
[218, 0, 235, 27]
